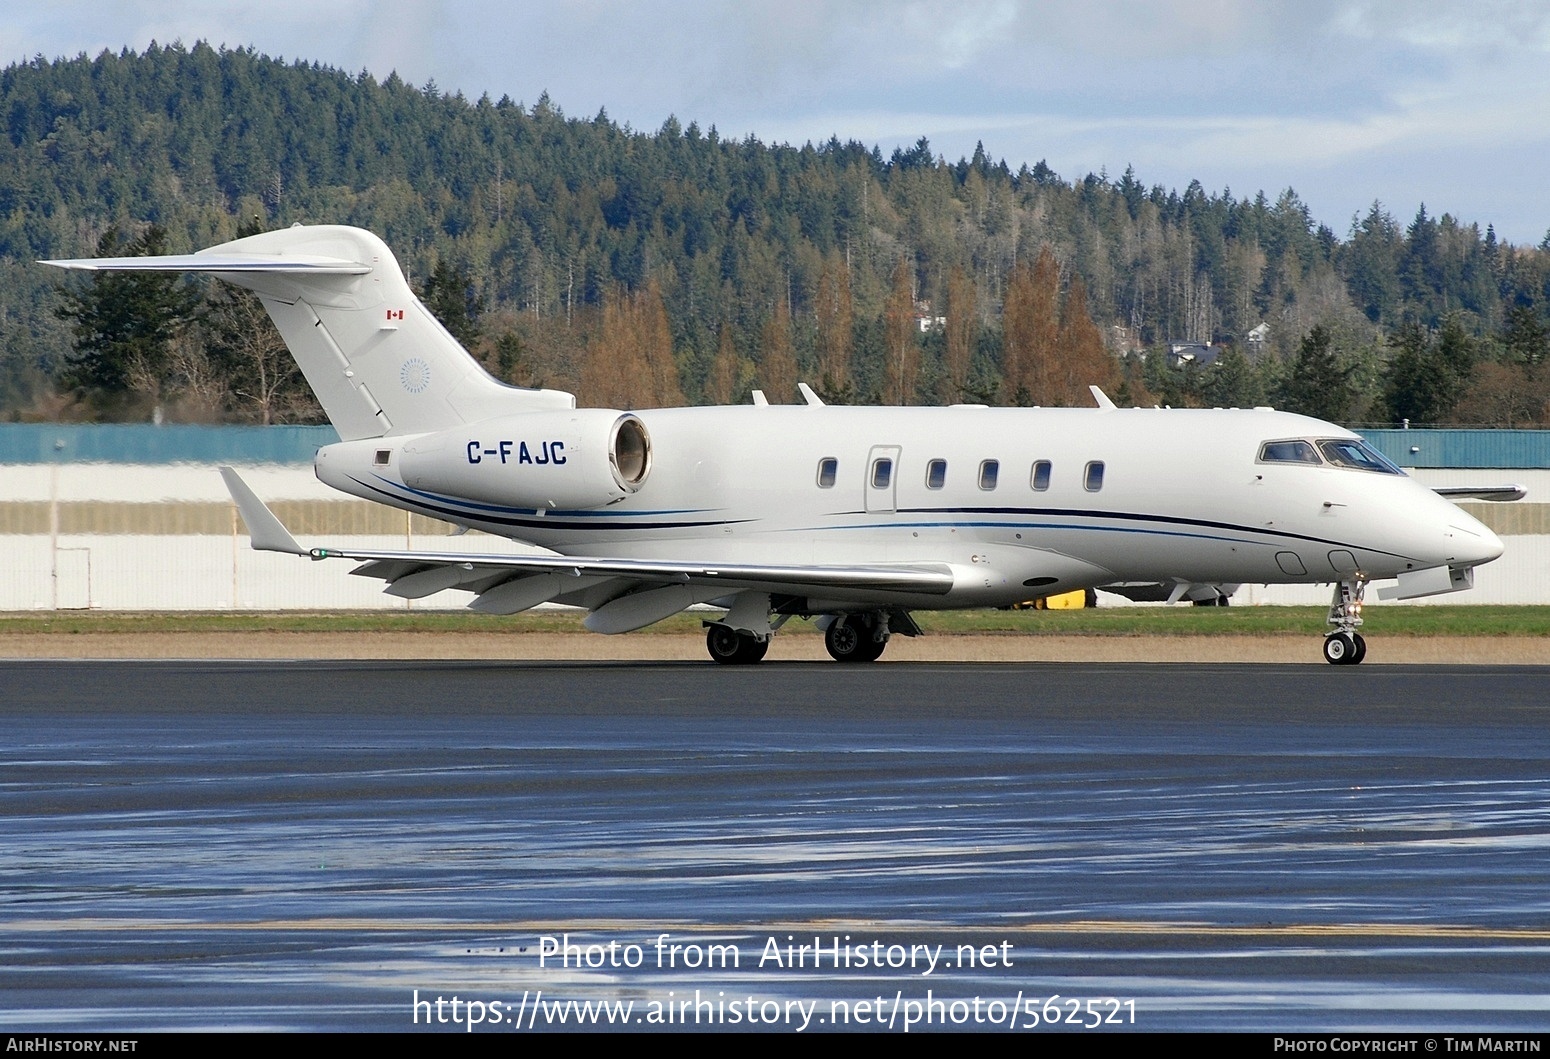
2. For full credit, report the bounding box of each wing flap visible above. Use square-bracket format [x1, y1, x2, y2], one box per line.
[470, 573, 614, 615]
[584, 584, 732, 634]
[308, 543, 956, 595]
[385, 564, 480, 599]
[350, 559, 423, 581]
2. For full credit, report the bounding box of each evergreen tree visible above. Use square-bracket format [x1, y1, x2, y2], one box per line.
[54, 225, 202, 406]
[1279, 325, 1356, 423]
[419, 260, 483, 348]
[1400, 204, 1441, 321]
[1200, 345, 1265, 408]
[1383, 317, 1476, 425]
[1501, 305, 1549, 366]
[492, 330, 532, 385]
[1343, 202, 1403, 324]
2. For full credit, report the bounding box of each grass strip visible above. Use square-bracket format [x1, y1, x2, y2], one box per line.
[1, 606, 1547, 638]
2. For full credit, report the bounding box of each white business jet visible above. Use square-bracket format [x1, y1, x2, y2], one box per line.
[46, 226, 1511, 665]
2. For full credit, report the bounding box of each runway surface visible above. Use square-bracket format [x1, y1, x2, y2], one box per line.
[3, 660, 1549, 1033]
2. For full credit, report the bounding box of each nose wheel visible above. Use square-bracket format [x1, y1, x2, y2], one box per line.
[1324, 579, 1368, 665]
[1322, 631, 1367, 665]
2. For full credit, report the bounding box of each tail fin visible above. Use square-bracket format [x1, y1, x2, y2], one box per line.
[44, 225, 573, 439]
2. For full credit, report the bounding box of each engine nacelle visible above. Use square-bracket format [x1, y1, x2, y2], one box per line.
[395, 410, 651, 510]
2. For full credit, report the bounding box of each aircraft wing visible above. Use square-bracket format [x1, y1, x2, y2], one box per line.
[222, 468, 954, 627]
[1433, 485, 1526, 502]
[309, 544, 955, 593]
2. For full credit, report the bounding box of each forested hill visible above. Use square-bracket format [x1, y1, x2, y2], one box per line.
[3, 42, 1549, 424]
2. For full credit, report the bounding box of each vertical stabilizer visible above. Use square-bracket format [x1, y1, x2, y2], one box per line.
[44, 225, 574, 439]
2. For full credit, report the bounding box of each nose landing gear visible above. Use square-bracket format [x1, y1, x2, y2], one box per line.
[1322, 630, 1366, 665]
[1324, 579, 1368, 665]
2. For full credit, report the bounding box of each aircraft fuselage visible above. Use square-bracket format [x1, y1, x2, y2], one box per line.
[315, 404, 1502, 611]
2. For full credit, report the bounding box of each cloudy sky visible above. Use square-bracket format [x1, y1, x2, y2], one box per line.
[7, 0, 1549, 245]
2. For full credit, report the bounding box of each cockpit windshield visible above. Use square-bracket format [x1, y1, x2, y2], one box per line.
[1257, 440, 1321, 465]
[1317, 438, 1405, 474]
[1257, 437, 1407, 475]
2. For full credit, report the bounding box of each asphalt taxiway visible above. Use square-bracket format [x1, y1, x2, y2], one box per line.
[3, 660, 1548, 1032]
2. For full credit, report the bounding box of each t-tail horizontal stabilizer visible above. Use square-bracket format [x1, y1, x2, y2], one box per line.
[40, 253, 371, 275]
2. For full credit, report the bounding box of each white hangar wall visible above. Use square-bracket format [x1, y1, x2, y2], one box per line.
[0, 425, 540, 612]
[0, 461, 543, 611]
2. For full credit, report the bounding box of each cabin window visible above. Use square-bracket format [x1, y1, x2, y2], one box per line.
[871, 458, 893, 489]
[978, 459, 999, 490]
[1084, 460, 1105, 491]
[1258, 440, 1322, 465]
[1030, 460, 1051, 491]
[1317, 439, 1405, 475]
[926, 459, 947, 489]
[817, 458, 838, 488]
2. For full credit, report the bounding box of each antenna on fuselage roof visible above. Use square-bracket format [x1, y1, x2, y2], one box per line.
[1089, 385, 1117, 410]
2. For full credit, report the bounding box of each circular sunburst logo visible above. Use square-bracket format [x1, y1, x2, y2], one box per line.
[400, 357, 431, 394]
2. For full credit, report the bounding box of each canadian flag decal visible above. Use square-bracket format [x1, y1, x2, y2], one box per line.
[386, 309, 405, 321]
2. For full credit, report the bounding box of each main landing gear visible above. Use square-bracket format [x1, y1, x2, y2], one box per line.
[824, 612, 889, 663]
[703, 603, 911, 664]
[704, 623, 769, 665]
[1323, 578, 1368, 666]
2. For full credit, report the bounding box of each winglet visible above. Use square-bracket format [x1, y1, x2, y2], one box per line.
[1089, 385, 1117, 410]
[220, 467, 306, 554]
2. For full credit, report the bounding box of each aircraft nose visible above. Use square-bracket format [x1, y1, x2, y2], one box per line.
[1447, 516, 1504, 566]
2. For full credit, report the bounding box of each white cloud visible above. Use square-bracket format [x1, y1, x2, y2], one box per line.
[1332, 0, 1550, 51]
